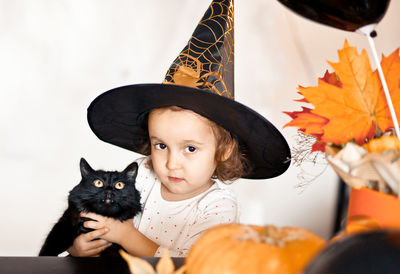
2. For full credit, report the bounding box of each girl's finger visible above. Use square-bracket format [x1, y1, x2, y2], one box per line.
[86, 239, 112, 251]
[80, 212, 103, 220]
[84, 220, 104, 230]
[86, 242, 113, 257]
[83, 227, 109, 241]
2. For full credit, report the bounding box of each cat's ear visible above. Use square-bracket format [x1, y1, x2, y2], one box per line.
[123, 162, 138, 181]
[80, 158, 94, 178]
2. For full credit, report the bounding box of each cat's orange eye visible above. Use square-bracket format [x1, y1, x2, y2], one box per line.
[115, 182, 125, 190]
[93, 179, 104, 188]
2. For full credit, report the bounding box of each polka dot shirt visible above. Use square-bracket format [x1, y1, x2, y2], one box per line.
[132, 157, 239, 257]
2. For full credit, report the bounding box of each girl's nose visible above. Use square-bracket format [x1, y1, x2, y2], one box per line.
[166, 151, 181, 170]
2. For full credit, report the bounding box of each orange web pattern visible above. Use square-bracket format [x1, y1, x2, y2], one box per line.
[163, 0, 234, 99]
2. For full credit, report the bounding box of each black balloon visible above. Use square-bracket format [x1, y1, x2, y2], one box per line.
[277, 0, 391, 31]
[304, 230, 400, 274]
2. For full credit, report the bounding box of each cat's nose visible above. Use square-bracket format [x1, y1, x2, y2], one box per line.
[102, 191, 114, 204]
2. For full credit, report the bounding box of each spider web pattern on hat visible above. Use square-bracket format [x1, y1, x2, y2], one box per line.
[164, 0, 234, 99]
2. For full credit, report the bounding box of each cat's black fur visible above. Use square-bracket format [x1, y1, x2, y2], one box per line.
[39, 158, 142, 256]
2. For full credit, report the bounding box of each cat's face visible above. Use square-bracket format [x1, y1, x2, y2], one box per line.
[68, 158, 142, 221]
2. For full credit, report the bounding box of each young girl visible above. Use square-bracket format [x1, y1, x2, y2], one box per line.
[69, 106, 242, 257]
[68, 0, 290, 257]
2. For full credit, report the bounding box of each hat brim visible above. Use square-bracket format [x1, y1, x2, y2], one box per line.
[87, 84, 291, 179]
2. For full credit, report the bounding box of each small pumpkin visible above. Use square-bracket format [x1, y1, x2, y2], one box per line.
[363, 135, 400, 153]
[330, 215, 381, 243]
[185, 223, 326, 274]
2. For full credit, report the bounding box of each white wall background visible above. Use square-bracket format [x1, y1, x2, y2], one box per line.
[1, 0, 399, 256]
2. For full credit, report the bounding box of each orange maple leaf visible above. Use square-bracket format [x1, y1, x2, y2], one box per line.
[374, 49, 400, 132]
[284, 107, 328, 136]
[284, 41, 400, 149]
[303, 40, 383, 145]
[285, 40, 400, 148]
[284, 71, 338, 152]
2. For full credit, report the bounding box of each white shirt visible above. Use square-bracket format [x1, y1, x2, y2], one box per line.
[132, 157, 239, 257]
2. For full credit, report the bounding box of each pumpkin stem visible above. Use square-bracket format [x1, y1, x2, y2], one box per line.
[262, 226, 285, 247]
[233, 226, 261, 242]
[233, 225, 305, 247]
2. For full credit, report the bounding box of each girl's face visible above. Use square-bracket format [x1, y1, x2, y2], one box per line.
[148, 108, 217, 201]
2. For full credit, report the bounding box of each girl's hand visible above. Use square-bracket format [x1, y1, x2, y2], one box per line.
[80, 212, 133, 245]
[80, 212, 159, 257]
[67, 228, 112, 257]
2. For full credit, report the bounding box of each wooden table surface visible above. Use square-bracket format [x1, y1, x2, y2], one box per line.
[0, 256, 185, 274]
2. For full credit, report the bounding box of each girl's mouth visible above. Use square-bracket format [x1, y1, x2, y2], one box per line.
[168, 176, 183, 183]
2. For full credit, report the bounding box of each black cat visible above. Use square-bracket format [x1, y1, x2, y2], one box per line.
[39, 158, 142, 256]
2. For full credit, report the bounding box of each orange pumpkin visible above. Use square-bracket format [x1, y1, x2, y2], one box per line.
[330, 215, 381, 243]
[185, 224, 326, 274]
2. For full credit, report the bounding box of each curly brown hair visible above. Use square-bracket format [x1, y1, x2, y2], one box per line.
[210, 119, 249, 182]
[139, 106, 249, 182]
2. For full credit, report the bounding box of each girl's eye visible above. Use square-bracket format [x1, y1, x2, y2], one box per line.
[155, 143, 167, 150]
[185, 146, 197, 153]
[115, 182, 125, 190]
[93, 179, 104, 188]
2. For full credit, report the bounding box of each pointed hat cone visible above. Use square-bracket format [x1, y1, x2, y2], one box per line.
[164, 0, 234, 99]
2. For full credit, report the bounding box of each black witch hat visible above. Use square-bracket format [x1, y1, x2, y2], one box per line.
[87, 0, 291, 179]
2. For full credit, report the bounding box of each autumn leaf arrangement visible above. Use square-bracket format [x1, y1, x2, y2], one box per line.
[120, 249, 185, 274]
[284, 40, 400, 198]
